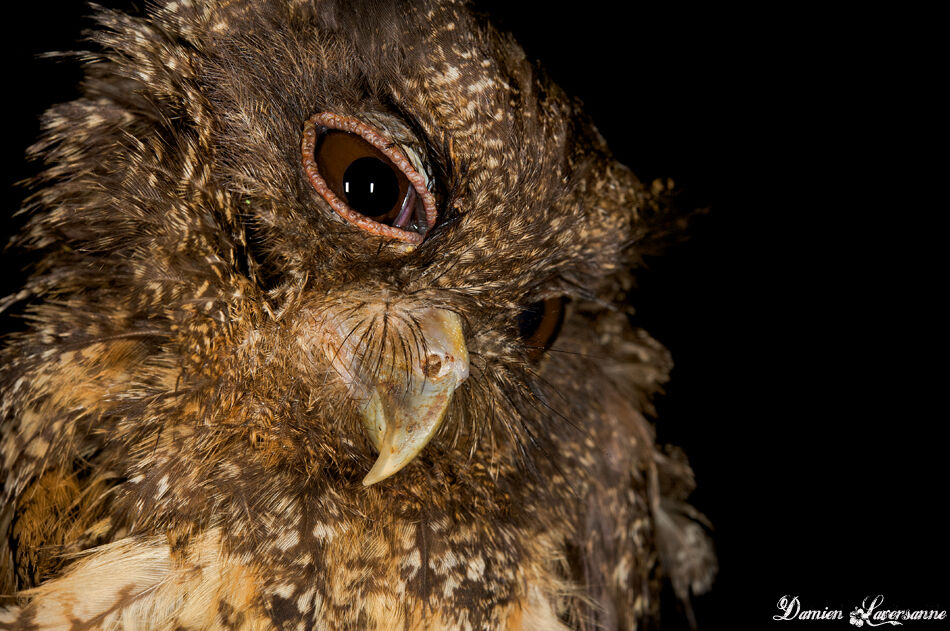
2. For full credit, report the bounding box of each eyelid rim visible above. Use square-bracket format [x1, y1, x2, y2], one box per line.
[301, 111, 437, 245]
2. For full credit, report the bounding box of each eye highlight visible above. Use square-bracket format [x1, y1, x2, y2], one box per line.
[516, 297, 567, 360]
[302, 112, 437, 245]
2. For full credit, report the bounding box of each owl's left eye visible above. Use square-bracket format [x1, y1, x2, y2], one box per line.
[517, 297, 567, 360]
[302, 112, 437, 245]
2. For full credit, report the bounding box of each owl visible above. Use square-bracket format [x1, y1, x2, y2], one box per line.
[0, 1, 714, 629]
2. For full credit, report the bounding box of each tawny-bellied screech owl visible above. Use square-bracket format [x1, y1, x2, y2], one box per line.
[0, 1, 715, 629]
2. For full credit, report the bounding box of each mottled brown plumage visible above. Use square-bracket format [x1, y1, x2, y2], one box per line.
[0, 1, 714, 629]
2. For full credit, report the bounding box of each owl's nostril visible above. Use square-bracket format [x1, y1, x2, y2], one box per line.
[424, 354, 442, 378]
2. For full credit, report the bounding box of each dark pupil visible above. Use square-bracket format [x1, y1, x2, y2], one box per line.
[516, 301, 546, 339]
[342, 157, 400, 217]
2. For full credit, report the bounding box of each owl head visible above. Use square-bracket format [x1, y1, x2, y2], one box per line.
[2, 0, 681, 525]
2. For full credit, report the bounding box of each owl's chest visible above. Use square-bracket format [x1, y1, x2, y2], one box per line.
[248, 506, 572, 630]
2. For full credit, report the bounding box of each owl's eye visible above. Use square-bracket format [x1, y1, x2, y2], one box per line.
[302, 112, 437, 245]
[516, 297, 567, 360]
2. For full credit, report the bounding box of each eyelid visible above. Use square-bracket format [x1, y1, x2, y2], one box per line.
[301, 112, 437, 245]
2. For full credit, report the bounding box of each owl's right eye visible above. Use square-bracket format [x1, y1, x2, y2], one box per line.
[302, 112, 437, 246]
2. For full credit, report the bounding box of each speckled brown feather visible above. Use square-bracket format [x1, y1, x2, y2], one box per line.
[0, 1, 713, 629]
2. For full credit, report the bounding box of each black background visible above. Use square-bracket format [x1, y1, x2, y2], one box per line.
[2, 2, 945, 628]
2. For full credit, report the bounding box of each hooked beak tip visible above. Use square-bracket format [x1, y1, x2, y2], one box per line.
[331, 308, 468, 486]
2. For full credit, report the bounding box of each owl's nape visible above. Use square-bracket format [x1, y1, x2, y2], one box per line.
[0, 0, 714, 629]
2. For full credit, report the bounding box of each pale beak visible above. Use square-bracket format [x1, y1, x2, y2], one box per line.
[317, 307, 469, 485]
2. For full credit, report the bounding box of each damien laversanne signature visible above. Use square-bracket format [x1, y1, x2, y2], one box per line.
[775, 595, 947, 626]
